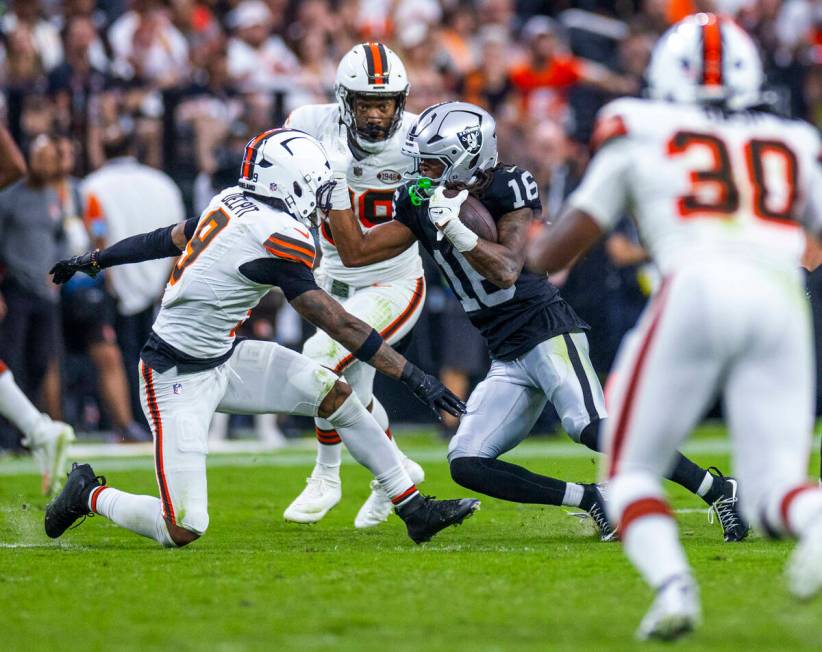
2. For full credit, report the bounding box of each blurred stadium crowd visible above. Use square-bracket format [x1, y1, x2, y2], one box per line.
[0, 0, 820, 449]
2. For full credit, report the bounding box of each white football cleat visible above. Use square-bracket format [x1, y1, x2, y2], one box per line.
[25, 418, 76, 497]
[283, 470, 341, 523]
[354, 457, 425, 529]
[787, 517, 822, 601]
[636, 575, 701, 642]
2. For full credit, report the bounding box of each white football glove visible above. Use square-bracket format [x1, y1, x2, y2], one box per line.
[325, 140, 353, 212]
[427, 187, 478, 252]
[329, 171, 352, 211]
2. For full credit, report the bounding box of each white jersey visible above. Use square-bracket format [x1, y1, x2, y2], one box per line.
[569, 97, 822, 281]
[153, 186, 316, 359]
[286, 103, 423, 286]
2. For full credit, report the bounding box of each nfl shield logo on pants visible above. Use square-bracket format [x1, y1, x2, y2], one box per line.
[172, 383, 183, 395]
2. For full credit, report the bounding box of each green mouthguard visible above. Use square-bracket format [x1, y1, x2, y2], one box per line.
[409, 177, 434, 206]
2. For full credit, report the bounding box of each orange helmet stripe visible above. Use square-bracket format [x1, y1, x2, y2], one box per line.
[241, 129, 278, 180]
[702, 15, 723, 87]
[364, 42, 388, 85]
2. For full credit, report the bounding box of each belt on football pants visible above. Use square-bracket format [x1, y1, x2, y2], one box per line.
[329, 279, 354, 299]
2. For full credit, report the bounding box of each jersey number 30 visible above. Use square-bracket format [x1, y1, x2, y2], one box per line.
[667, 131, 798, 225]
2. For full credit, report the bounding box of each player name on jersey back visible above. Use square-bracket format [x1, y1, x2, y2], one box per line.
[152, 186, 316, 361]
[570, 97, 822, 279]
[286, 103, 423, 286]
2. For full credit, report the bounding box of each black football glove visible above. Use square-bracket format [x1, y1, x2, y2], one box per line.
[400, 362, 467, 419]
[49, 250, 101, 285]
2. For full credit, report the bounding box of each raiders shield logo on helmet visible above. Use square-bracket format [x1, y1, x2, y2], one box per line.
[457, 125, 482, 154]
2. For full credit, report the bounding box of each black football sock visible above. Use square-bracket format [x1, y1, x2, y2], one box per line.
[450, 456, 567, 505]
[579, 419, 601, 452]
[578, 484, 600, 512]
[580, 419, 723, 504]
[668, 453, 723, 504]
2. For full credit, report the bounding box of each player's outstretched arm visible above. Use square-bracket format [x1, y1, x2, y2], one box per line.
[0, 125, 26, 190]
[290, 288, 465, 418]
[525, 208, 604, 274]
[327, 206, 417, 267]
[50, 218, 199, 284]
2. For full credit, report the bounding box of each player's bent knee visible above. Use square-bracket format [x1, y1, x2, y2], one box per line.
[165, 521, 202, 547]
[578, 419, 602, 452]
[317, 380, 352, 419]
[450, 456, 488, 491]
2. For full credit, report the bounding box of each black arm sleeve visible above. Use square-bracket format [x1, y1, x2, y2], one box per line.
[97, 217, 199, 269]
[239, 258, 319, 301]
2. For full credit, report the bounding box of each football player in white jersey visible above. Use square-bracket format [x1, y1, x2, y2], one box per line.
[283, 43, 427, 528]
[44, 128, 478, 547]
[527, 14, 822, 640]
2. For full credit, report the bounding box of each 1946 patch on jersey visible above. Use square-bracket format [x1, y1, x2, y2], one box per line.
[377, 169, 402, 184]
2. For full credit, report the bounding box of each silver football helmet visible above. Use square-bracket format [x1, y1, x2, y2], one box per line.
[402, 101, 498, 193]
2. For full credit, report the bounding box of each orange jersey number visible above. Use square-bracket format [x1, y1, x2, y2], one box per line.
[667, 131, 799, 225]
[169, 208, 231, 286]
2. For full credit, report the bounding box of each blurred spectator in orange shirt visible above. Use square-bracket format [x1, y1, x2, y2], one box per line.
[459, 26, 516, 116]
[437, 3, 478, 78]
[510, 16, 636, 122]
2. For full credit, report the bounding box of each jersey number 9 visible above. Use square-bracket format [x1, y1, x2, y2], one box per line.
[169, 209, 231, 286]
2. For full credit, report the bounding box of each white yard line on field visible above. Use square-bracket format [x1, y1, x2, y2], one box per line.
[3, 435, 818, 478]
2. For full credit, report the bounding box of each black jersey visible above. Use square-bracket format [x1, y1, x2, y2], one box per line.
[394, 165, 588, 361]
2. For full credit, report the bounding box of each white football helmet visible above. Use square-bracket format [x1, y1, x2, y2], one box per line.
[647, 13, 764, 110]
[238, 128, 334, 227]
[335, 42, 409, 153]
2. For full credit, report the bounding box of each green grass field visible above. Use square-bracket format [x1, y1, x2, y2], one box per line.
[2, 426, 820, 651]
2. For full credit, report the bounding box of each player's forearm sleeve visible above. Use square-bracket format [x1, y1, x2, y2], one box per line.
[97, 218, 199, 268]
[239, 258, 320, 300]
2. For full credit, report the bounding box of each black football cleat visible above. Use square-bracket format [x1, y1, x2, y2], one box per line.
[583, 484, 617, 542]
[44, 462, 106, 539]
[706, 467, 749, 542]
[397, 494, 480, 544]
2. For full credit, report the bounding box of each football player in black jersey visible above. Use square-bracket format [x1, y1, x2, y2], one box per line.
[326, 101, 747, 542]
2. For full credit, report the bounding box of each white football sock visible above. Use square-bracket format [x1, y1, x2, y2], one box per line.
[326, 393, 414, 501]
[377, 463, 419, 508]
[0, 369, 46, 442]
[89, 486, 175, 547]
[562, 482, 585, 507]
[370, 397, 406, 459]
[696, 472, 714, 498]
[623, 514, 691, 589]
[314, 416, 343, 468]
[783, 486, 822, 538]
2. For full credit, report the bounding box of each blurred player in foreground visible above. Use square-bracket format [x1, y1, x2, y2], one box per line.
[284, 43, 426, 528]
[0, 126, 75, 495]
[527, 14, 822, 641]
[325, 100, 745, 542]
[45, 128, 478, 547]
